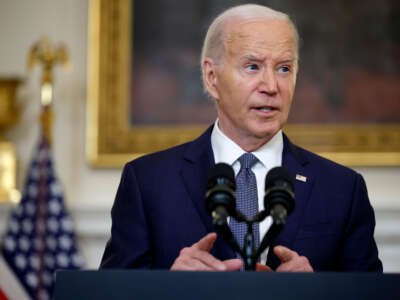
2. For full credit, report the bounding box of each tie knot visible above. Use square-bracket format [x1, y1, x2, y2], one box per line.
[238, 153, 258, 170]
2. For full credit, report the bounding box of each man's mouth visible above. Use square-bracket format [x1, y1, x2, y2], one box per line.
[253, 106, 277, 113]
[257, 107, 272, 112]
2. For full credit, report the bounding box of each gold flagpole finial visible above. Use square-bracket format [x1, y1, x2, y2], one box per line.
[27, 37, 71, 144]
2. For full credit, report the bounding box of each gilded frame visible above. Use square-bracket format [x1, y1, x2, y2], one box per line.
[87, 0, 400, 167]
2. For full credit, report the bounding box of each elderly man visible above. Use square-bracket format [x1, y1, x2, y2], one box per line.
[100, 4, 382, 272]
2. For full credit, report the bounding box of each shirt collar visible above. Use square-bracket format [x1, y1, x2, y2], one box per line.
[211, 119, 283, 168]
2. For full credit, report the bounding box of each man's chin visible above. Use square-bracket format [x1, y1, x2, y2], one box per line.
[251, 125, 281, 140]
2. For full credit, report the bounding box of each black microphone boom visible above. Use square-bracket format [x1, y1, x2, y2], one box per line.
[255, 167, 295, 258]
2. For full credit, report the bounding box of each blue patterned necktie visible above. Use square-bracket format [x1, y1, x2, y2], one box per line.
[230, 153, 260, 251]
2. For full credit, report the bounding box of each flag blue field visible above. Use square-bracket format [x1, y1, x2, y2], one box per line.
[1, 136, 83, 300]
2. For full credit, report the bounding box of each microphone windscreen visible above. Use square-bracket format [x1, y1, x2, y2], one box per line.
[206, 163, 236, 215]
[207, 163, 235, 183]
[264, 166, 295, 217]
[265, 167, 294, 191]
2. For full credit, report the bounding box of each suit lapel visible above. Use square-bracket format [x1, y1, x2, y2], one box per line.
[180, 125, 236, 259]
[180, 126, 215, 233]
[266, 133, 316, 268]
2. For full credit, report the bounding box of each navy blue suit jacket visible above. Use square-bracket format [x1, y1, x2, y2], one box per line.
[100, 126, 382, 271]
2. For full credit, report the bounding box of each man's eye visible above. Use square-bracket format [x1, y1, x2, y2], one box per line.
[279, 66, 290, 73]
[246, 64, 259, 71]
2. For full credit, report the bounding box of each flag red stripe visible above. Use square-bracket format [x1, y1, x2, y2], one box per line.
[0, 287, 10, 300]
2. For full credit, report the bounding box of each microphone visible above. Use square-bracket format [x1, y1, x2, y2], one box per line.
[206, 163, 242, 255]
[205, 163, 236, 226]
[256, 167, 295, 258]
[264, 167, 295, 225]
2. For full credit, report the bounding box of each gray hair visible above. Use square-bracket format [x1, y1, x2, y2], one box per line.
[201, 4, 299, 87]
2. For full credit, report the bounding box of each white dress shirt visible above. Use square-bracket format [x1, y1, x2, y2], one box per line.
[211, 119, 283, 263]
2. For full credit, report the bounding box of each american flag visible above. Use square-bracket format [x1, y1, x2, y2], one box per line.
[1, 135, 83, 300]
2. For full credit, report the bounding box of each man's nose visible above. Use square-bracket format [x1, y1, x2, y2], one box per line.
[259, 69, 278, 94]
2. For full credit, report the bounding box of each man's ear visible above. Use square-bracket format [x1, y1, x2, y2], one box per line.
[202, 58, 220, 100]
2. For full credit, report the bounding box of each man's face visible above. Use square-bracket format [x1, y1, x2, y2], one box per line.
[206, 19, 297, 149]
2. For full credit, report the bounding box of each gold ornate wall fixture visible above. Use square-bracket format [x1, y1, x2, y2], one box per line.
[87, 0, 400, 167]
[0, 78, 21, 203]
[28, 36, 70, 144]
[0, 79, 20, 137]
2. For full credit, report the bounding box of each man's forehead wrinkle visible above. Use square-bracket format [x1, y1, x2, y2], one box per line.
[225, 29, 269, 53]
[224, 31, 250, 58]
[225, 36, 296, 60]
[225, 24, 294, 46]
[224, 30, 252, 50]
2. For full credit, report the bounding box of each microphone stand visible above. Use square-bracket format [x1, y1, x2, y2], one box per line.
[243, 222, 256, 271]
[214, 209, 285, 271]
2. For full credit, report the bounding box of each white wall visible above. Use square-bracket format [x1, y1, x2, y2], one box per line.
[0, 0, 399, 271]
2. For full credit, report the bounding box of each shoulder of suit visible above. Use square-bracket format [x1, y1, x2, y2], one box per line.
[124, 125, 213, 170]
[290, 142, 361, 179]
[124, 140, 192, 169]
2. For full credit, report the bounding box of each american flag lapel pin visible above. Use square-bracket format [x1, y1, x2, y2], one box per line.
[296, 174, 307, 182]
